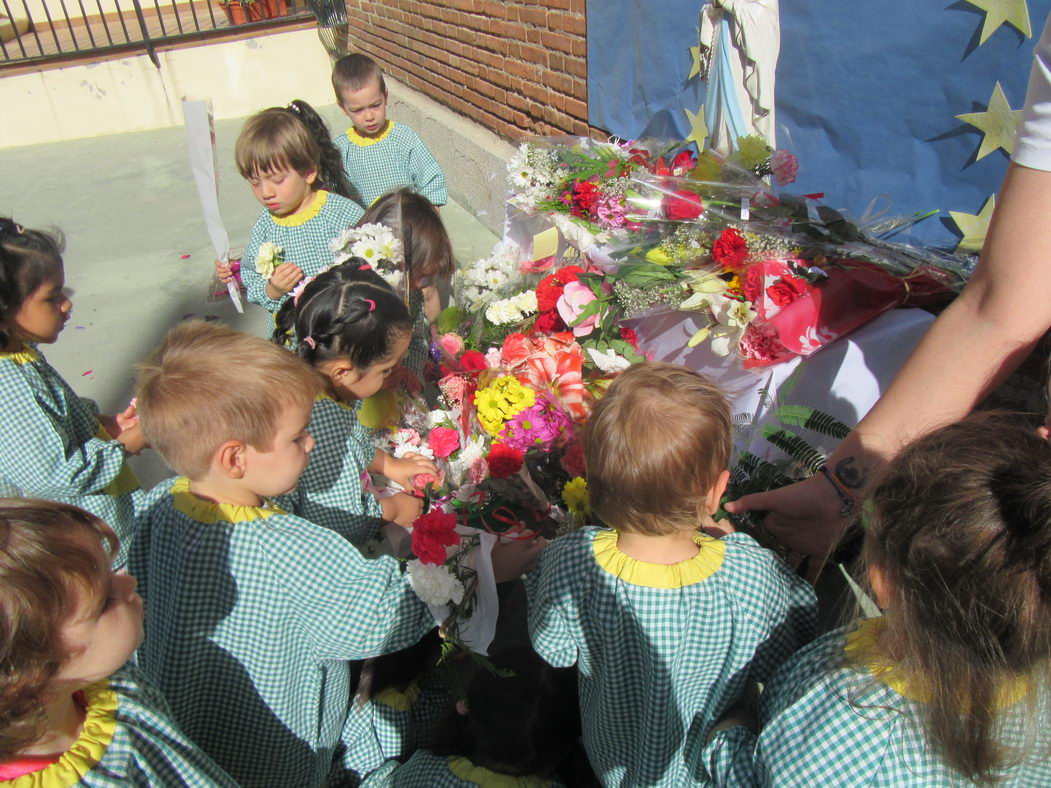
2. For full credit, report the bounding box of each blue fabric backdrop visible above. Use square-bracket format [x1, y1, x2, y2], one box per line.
[586, 1, 1051, 247]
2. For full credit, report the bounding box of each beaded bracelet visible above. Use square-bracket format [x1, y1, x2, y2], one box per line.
[817, 464, 858, 518]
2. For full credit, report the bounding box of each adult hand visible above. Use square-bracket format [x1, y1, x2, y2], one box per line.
[724, 473, 848, 580]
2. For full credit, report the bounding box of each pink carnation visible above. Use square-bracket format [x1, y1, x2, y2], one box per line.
[427, 427, 460, 459]
[438, 333, 464, 356]
[770, 149, 799, 186]
[739, 322, 789, 362]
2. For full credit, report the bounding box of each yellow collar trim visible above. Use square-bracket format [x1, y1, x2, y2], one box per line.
[271, 190, 329, 227]
[592, 529, 725, 588]
[374, 679, 420, 712]
[845, 618, 1027, 708]
[7, 680, 117, 787]
[316, 392, 357, 412]
[170, 476, 286, 524]
[446, 756, 551, 787]
[0, 346, 41, 365]
[345, 120, 395, 147]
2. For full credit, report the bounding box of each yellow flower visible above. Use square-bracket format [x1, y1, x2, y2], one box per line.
[562, 477, 590, 516]
[474, 377, 535, 435]
[645, 246, 674, 266]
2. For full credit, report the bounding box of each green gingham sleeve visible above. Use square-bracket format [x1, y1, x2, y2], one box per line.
[91, 664, 239, 787]
[403, 127, 448, 207]
[279, 396, 384, 545]
[259, 518, 434, 659]
[525, 536, 583, 668]
[241, 213, 284, 312]
[0, 355, 127, 497]
[698, 726, 758, 787]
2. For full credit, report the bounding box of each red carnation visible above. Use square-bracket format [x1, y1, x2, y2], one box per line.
[535, 265, 584, 312]
[459, 350, 488, 371]
[534, 310, 565, 334]
[570, 179, 601, 219]
[411, 510, 460, 565]
[766, 275, 809, 307]
[662, 190, 704, 221]
[487, 442, 524, 479]
[712, 227, 749, 270]
[619, 326, 639, 350]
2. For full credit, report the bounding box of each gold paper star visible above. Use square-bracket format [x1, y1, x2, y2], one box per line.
[956, 81, 1023, 160]
[963, 0, 1031, 44]
[950, 194, 996, 253]
[689, 45, 701, 79]
[684, 105, 708, 150]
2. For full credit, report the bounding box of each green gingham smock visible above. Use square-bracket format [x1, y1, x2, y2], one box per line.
[700, 619, 1051, 787]
[526, 528, 817, 788]
[335, 121, 448, 209]
[341, 671, 450, 784]
[241, 189, 364, 315]
[0, 663, 236, 787]
[128, 477, 436, 787]
[0, 347, 140, 561]
[276, 393, 383, 546]
[360, 750, 565, 788]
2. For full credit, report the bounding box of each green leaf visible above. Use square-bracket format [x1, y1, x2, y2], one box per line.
[437, 307, 465, 335]
[617, 263, 680, 286]
[760, 426, 826, 475]
[774, 405, 850, 440]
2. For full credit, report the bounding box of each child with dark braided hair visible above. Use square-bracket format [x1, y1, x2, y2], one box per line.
[0, 218, 144, 564]
[222, 100, 365, 317]
[273, 262, 436, 546]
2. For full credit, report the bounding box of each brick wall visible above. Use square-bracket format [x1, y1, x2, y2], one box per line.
[343, 0, 596, 141]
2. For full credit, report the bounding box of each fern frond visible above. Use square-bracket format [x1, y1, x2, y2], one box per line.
[774, 405, 850, 440]
[760, 425, 826, 474]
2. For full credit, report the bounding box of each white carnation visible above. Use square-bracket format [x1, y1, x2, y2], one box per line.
[513, 290, 538, 313]
[407, 559, 465, 606]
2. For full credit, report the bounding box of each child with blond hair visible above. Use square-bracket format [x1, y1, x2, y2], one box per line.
[0, 499, 235, 786]
[331, 54, 448, 209]
[129, 321, 437, 787]
[527, 362, 817, 787]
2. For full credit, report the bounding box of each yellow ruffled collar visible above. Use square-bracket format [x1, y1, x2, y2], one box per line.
[844, 618, 1027, 708]
[0, 346, 41, 365]
[271, 189, 329, 227]
[374, 678, 420, 712]
[345, 120, 395, 147]
[170, 476, 286, 524]
[592, 529, 725, 588]
[6, 680, 117, 787]
[447, 756, 552, 787]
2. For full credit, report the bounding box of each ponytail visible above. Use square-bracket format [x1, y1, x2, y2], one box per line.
[272, 260, 411, 369]
[286, 99, 354, 199]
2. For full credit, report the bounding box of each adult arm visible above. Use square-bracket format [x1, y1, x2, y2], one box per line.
[726, 162, 1051, 563]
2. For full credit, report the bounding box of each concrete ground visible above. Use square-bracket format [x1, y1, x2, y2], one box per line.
[0, 103, 500, 486]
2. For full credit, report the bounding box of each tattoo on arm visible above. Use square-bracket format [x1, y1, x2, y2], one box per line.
[834, 457, 868, 490]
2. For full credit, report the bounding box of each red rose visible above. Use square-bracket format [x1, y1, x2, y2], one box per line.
[460, 350, 488, 371]
[411, 510, 460, 565]
[534, 310, 565, 334]
[487, 442, 524, 479]
[712, 227, 749, 270]
[661, 190, 704, 221]
[765, 275, 809, 307]
[619, 326, 639, 350]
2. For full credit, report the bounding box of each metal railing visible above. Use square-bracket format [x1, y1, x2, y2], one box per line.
[0, 0, 314, 68]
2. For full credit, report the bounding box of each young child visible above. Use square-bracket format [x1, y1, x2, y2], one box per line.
[273, 262, 437, 545]
[0, 219, 144, 562]
[526, 362, 817, 787]
[234, 100, 365, 316]
[331, 54, 448, 209]
[703, 417, 1051, 787]
[357, 188, 456, 386]
[363, 646, 581, 787]
[0, 498, 236, 785]
[129, 321, 437, 787]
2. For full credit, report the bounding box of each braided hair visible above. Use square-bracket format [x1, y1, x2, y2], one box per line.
[272, 260, 411, 370]
[0, 218, 64, 348]
[234, 100, 354, 200]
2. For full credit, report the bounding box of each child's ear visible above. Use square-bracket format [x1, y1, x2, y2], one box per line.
[318, 358, 355, 383]
[868, 564, 892, 610]
[215, 439, 248, 479]
[705, 470, 731, 515]
[305, 168, 318, 186]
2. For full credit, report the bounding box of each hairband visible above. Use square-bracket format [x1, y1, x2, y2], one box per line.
[303, 336, 317, 349]
[364, 298, 376, 312]
[359, 264, 371, 271]
[287, 102, 301, 114]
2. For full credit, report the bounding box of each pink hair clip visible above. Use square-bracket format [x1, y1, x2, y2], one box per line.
[359, 263, 372, 271]
[303, 336, 317, 349]
[364, 298, 376, 312]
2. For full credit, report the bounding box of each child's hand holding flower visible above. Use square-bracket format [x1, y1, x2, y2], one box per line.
[383, 452, 438, 491]
[265, 262, 304, 300]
